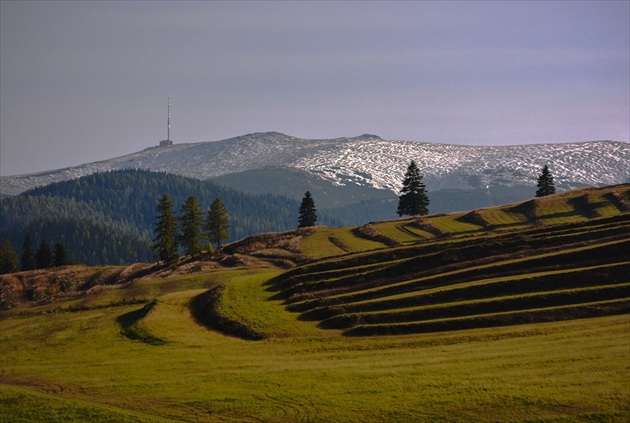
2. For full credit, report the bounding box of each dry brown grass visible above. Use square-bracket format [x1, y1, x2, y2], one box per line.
[0, 265, 154, 310]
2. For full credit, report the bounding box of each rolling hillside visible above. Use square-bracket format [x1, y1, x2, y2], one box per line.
[3, 184, 628, 329]
[0, 184, 628, 422]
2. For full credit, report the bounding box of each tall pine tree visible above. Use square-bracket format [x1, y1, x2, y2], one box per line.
[535, 165, 556, 197]
[178, 195, 204, 257]
[20, 233, 36, 271]
[35, 239, 53, 269]
[298, 191, 317, 228]
[53, 242, 70, 267]
[205, 198, 230, 248]
[153, 194, 179, 265]
[397, 160, 429, 217]
[0, 240, 19, 274]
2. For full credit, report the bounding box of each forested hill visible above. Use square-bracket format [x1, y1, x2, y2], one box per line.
[0, 169, 340, 265]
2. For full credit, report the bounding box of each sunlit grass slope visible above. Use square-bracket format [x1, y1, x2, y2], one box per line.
[298, 185, 630, 261]
[1, 303, 628, 422]
[274, 185, 630, 336]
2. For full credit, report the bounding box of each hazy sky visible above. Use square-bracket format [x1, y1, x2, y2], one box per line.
[1, 1, 628, 176]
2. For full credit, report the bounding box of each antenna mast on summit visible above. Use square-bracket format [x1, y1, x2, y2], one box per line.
[158, 98, 174, 147]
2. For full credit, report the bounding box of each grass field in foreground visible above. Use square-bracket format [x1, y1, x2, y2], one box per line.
[1, 268, 629, 423]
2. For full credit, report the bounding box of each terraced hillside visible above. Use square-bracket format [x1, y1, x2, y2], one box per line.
[269, 185, 630, 336]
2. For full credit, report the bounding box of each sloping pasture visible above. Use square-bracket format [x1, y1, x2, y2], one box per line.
[271, 185, 630, 336]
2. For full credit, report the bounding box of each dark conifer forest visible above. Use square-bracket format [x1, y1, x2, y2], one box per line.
[0, 170, 341, 265]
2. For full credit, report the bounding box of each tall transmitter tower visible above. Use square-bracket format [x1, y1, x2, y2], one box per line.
[159, 98, 174, 147]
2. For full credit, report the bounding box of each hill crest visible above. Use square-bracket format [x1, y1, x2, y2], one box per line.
[1, 132, 627, 196]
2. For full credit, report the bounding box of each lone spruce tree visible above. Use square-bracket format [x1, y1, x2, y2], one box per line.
[153, 194, 179, 265]
[397, 160, 429, 217]
[178, 195, 204, 257]
[298, 191, 317, 228]
[205, 198, 231, 248]
[535, 165, 556, 197]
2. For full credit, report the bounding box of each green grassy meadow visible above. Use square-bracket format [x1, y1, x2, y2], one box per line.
[1, 185, 629, 422]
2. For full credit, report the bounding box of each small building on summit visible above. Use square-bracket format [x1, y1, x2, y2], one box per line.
[159, 98, 174, 147]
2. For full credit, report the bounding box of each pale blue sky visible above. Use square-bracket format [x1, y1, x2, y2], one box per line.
[1, 1, 628, 176]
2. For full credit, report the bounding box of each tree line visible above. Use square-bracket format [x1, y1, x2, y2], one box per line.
[1, 164, 557, 273]
[154, 189, 325, 266]
[153, 195, 231, 265]
[0, 233, 71, 274]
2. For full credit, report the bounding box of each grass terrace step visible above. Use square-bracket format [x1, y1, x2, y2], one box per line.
[319, 283, 630, 329]
[268, 260, 398, 293]
[300, 263, 630, 320]
[287, 240, 629, 312]
[284, 234, 629, 304]
[281, 215, 629, 287]
[344, 298, 630, 336]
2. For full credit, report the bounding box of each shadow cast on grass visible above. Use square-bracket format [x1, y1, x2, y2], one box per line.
[116, 300, 167, 346]
[189, 287, 265, 341]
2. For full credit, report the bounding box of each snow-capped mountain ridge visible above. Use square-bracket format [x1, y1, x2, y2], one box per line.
[1, 132, 627, 196]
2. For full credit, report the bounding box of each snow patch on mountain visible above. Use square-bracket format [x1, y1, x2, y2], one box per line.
[1, 132, 628, 196]
[293, 138, 629, 192]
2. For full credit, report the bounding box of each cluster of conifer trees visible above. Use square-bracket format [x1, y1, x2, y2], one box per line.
[0, 233, 70, 274]
[153, 195, 230, 265]
[21, 234, 70, 270]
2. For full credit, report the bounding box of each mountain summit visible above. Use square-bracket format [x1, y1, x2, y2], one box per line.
[1, 132, 628, 202]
